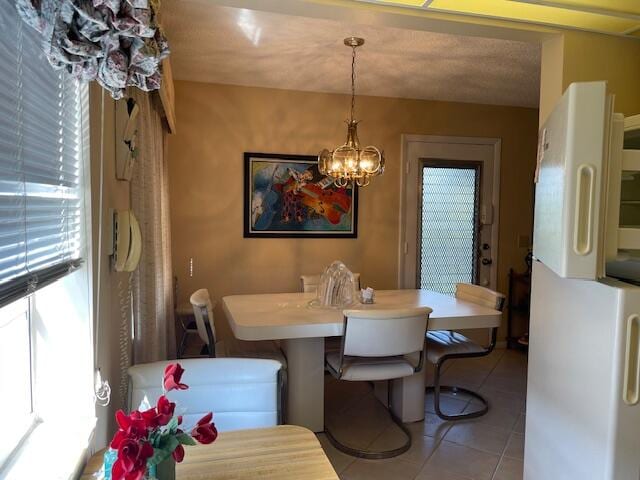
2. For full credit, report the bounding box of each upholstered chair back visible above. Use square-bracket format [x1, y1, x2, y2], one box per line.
[128, 358, 283, 432]
[341, 307, 432, 358]
[455, 283, 506, 311]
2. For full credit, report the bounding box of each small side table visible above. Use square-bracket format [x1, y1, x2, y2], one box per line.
[80, 426, 339, 480]
[176, 301, 197, 358]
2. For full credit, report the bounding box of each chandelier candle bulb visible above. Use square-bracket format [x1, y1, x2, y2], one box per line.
[318, 37, 384, 188]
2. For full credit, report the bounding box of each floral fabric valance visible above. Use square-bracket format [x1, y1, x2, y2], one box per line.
[16, 0, 170, 99]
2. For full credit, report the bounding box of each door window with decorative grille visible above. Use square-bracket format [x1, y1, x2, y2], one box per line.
[419, 162, 481, 295]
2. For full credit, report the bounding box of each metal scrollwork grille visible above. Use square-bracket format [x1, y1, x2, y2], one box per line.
[419, 165, 480, 296]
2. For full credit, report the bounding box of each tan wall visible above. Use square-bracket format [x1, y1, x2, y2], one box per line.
[168, 81, 539, 341]
[540, 31, 640, 123]
[89, 85, 134, 448]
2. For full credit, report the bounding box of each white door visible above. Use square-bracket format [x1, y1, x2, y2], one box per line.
[533, 81, 614, 280]
[399, 136, 501, 293]
[526, 262, 630, 480]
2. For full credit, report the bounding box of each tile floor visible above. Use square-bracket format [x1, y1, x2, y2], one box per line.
[319, 348, 527, 480]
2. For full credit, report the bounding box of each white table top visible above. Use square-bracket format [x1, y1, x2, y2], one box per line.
[222, 289, 502, 341]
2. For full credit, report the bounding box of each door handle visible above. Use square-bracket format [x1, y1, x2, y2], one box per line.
[623, 314, 640, 406]
[573, 164, 596, 256]
[481, 258, 492, 266]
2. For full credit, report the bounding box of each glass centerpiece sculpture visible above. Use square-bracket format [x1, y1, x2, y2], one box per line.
[311, 261, 359, 308]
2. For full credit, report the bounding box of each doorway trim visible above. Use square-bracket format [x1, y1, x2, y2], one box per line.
[398, 134, 502, 289]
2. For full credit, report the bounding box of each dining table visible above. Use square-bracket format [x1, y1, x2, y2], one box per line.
[81, 425, 338, 480]
[222, 288, 503, 432]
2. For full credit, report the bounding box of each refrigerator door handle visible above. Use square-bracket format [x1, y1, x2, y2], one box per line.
[623, 314, 640, 406]
[573, 164, 596, 256]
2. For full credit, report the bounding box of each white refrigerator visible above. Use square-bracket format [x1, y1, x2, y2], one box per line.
[526, 81, 640, 479]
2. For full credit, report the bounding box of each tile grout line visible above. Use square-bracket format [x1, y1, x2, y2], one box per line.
[336, 349, 525, 480]
[423, 350, 505, 479]
[485, 350, 516, 480]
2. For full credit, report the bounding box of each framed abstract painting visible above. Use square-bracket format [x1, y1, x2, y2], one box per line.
[244, 152, 358, 238]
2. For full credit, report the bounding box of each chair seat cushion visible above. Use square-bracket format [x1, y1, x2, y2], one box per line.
[222, 337, 288, 369]
[426, 331, 485, 364]
[326, 352, 416, 381]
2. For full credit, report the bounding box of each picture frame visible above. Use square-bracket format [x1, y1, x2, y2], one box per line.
[244, 152, 358, 238]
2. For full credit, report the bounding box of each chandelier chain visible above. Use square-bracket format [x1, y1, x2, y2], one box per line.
[350, 45, 357, 122]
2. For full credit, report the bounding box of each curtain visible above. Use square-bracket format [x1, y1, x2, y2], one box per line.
[16, 0, 170, 100]
[130, 89, 175, 363]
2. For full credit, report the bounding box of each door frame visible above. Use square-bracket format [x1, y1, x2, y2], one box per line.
[398, 134, 502, 289]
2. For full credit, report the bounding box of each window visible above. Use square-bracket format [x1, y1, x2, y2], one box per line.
[419, 164, 480, 295]
[0, 298, 31, 466]
[0, 3, 90, 472]
[0, 2, 85, 307]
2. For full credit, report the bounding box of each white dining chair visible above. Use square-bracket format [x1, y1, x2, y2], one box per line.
[325, 306, 432, 459]
[189, 288, 225, 357]
[128, 358, 284, 431]
[425, 283, 505, 421]
[189, 288, 287, 369]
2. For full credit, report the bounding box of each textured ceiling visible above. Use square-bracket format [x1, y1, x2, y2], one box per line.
[162, 2, 541, 108]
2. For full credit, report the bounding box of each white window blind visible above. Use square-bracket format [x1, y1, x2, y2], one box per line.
[0, 3, 87, 307]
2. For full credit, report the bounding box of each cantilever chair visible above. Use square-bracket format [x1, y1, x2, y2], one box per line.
[189, 288, 225, 357]
[128, 358, 285, 430]
[325, 306, 432, 459]
[189, 288, 287, 367]
[426, 283, 505, 421]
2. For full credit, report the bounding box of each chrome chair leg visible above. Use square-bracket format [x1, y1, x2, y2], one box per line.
[426, 358, 489, 421]
[324, 381, 412, 460]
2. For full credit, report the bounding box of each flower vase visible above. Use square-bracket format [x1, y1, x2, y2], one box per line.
[146, 458, 176, 480]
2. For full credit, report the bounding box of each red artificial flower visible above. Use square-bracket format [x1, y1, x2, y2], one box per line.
[111, 410, 150, 449]
[141, 395, 176, 428]
[163, 363, 188, 392]
[191, 412, 218, 445]
[111, 438, 154, 480]
[172, 444, 185, 463]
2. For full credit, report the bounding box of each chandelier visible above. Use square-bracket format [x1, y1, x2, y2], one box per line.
[319, 37, 384, 188]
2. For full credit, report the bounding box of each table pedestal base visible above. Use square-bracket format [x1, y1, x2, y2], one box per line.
[282, 337, 325, 432]
[373, 369, 426, 423]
